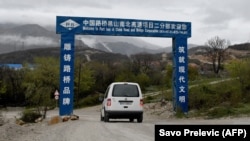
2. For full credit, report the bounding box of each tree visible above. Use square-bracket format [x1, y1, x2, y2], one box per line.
[74, 59, 95, 106]
[165, 65, 173, 89]
[205, 36, 230, 74]
[131, 53, 153, 75]
[5, 68, 25, 105]
[22, 57, 60, 119]
[0, 80, 7, 107]
[136, 73, 150, 92]
[88, 61, 111, 92]
[0, 66, 25, 106]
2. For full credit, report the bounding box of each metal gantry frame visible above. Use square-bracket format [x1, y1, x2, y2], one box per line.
[56, 16, 191, 116]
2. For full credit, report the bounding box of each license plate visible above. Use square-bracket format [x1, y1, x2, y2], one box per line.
[120, 102, 132, 105]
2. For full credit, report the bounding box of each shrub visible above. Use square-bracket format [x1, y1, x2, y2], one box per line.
[144, 95, 153, 103]
[76, 93, 100, 108]
[206, 107, 234, 119]
[174, 106, 188, 118]
[189, 84, 217, 110]
[20, 109, 42, 123]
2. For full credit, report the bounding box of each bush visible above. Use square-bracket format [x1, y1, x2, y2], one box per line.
[188, 81, 243, 111]
[187, 78, 250, 118]
[20, 109, 42, 123]
[144, 95, 154, 103]
[207, 107, 234, 119]
[75, 94, 100, 108]
[174, 106, 188, 118]
[189, 84, 217, 110]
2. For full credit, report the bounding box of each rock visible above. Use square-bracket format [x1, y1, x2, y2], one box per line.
[48, 116, 61, 125]
[35, 117, 43, 123]
[62, 116, 70, 122]
[15, 119, 25, 126]
[70, 115, 79, 120]
[14, 116, 25, 126]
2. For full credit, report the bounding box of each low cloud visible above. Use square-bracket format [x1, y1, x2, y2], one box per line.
[0, 35, 58, 46]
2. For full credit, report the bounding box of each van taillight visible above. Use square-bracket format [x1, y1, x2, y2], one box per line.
[140, 99, 143, 106]
[107, 98, 111, 106]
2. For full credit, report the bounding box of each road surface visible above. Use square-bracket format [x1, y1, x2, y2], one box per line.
[2, 104, 250, 141]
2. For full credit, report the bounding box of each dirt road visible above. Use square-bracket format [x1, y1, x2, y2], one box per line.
[31, 105, 155, 141]
[1, 104, 250, 141]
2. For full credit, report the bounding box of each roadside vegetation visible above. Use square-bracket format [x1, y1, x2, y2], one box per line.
[0, 36, 250, 122]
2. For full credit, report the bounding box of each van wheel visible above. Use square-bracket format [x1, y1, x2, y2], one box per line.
[137, 114, 143, 123]
[104, 111, 109, 122]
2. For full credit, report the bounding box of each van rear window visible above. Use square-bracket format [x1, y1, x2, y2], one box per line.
[112, 84, 139, 97]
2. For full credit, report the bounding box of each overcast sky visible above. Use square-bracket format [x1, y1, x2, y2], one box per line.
[0, 0, 250, 47]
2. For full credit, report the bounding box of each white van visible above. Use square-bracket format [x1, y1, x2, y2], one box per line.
[100, 82, 144, 123]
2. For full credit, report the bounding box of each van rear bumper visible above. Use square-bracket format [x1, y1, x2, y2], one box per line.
[106, 110, 143, 119]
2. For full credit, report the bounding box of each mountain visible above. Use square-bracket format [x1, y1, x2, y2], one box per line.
[0, 47, 130, 64]
[0, 24, 60, 54]
[75, 35, 169, 55]
[0, 23, 198, 55]
[76, 35, 199, 55]
[3, 24, 58, 38]
[1, 41, 249, 67]
[228, 43, 250, 50]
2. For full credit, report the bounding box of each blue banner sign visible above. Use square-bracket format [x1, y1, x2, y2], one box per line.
[172, 37, 188, 113]
[59, 34, 75, 116]
[56, 16, 191, 38]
